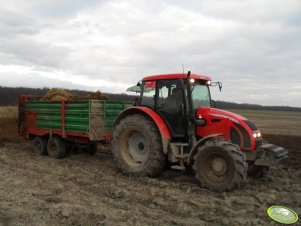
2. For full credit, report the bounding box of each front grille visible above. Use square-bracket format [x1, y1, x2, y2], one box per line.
[255, 138, 263, 148]
[230, 126, 241, 146]
[234, 123, 251, 148]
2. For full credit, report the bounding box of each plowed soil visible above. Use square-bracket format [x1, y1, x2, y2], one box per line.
[0, 117, 300, 226]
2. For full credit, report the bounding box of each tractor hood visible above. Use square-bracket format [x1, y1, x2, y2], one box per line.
[198, 107, 247, 124]
[196, 107, 261, 151]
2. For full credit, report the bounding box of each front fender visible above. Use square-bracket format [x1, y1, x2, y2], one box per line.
[187, 134, 224, 165]
[114, 107, 172, 154]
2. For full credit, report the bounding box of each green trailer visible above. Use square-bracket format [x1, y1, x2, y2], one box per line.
[18, 96, 131, 158]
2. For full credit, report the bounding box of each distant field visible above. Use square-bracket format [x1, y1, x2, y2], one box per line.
[0, 106, 17, 118]
[230, 109, 301, 136]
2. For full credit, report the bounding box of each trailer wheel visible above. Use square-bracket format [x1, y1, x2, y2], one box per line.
[32, 136, 48, 155]
[47, 136, 66, 159]
[193, 139, 247, 192]
[112, 114, 165, 177]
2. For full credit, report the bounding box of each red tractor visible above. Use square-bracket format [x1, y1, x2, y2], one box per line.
[112, 72, 288, 191]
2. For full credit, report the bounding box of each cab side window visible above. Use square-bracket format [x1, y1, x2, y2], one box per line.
[141, 81, 156, 108]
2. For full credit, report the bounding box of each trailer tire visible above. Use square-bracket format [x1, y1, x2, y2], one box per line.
[47, 136, 66, 159]
[193, 139, 247, 192]
[32, 136, 48, 155]
[112, 114, 165, 177]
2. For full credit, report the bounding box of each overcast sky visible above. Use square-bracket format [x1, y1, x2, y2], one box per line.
[0, 0, 300, 107]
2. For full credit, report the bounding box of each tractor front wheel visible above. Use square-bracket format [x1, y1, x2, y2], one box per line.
[193, 139, 248, 192]
[112, 115, 165, 177]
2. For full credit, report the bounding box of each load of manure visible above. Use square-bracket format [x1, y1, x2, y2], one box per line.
[41, 88, 108, 101]
[85, 91, 108, 100]
[41, 88, 78, 101]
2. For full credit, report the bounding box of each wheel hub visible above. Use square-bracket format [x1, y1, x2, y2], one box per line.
[128, 132, 149, 164]
[210, 157, 227, 176]
[138, 142, 144, 151]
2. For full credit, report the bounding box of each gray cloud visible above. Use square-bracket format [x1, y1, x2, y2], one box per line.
[0, 0, 300, 107]
[0, 37, 70, 68]
[0, 8, 39, 36]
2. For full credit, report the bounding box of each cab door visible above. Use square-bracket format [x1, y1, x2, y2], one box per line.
[156, 79, 187, 138]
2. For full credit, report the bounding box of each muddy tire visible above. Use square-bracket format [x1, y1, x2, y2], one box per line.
[247, 164, 269, 178]
[47, 136, 66, 159]
[32, 136, 48, 155]
[112, 114, 165, 177]
[193, 139, 248, 192]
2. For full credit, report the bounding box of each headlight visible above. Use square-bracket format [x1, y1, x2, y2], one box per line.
[253, 132, 262, 138]
[189, 78, 195, 83]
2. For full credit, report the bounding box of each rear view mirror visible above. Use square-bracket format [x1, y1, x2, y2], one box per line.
[218, 82, 222, 92]
[210, 82, 222, 92]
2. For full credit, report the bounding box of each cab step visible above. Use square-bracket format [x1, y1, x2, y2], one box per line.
[169, 142, 189, 171]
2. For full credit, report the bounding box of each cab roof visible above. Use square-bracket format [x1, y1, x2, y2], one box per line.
[143, 73, 211, 81]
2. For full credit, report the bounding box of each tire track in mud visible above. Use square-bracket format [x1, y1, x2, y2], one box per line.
[0, 142, 300, 226]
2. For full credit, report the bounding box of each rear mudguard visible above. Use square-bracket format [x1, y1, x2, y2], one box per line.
[253, 143, 288, 166]
[187, 134, 224, 165]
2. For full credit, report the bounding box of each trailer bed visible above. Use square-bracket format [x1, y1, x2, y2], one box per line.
[19, 97, 131, 142]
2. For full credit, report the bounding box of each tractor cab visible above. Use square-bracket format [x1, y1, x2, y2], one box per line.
[137, 73, 212, 141]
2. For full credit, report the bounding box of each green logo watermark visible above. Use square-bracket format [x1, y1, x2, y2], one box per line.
[267, 206, 299, 224]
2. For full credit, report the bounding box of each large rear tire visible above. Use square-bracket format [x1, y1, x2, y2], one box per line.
[32, 136, 48, 155]
[112, 114, 165, 177]
[47, 136, 66, 159]
[193, 139, 248, 192]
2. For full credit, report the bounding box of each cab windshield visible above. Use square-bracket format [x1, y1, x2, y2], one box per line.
[191, 81, 211, 108]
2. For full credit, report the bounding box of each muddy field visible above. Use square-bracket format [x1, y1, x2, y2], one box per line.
[0, 112, 301, 226]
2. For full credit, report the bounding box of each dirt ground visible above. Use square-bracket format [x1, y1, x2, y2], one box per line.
[0, 117, 300, 226]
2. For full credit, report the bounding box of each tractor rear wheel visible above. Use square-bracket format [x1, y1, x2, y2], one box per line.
[32, 136, 48, 155]
[193, 139, 247, 192]
[47, 136, 66, 159]
[112, 114, 165, 177]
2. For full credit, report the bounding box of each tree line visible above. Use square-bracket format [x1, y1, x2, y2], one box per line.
[0, 86, 138, 105]
[0, 86, 300, 112]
